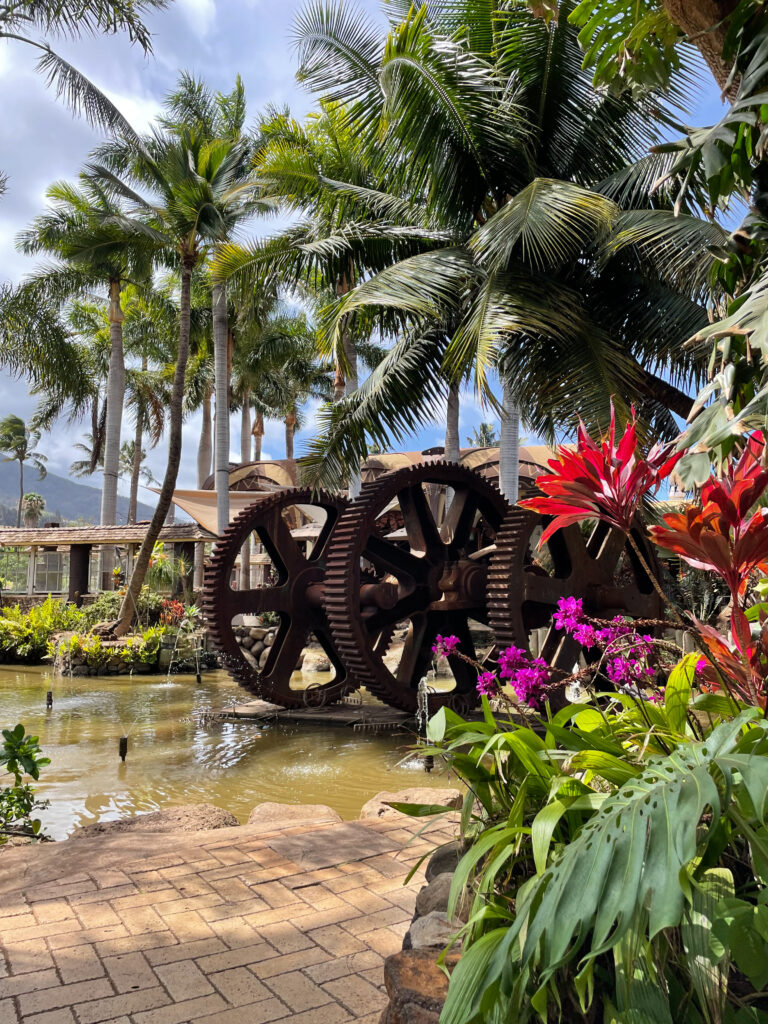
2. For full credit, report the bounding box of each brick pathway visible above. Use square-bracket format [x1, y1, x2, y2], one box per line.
[0, 815, 456, 1024]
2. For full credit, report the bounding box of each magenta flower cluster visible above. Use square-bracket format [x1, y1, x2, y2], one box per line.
[475, 646, 549, 708]
[553, 597, 657, 690]
[430, 635, 549, 708]
[432, 634, 461, 658]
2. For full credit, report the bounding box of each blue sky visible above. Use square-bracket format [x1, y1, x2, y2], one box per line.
[0, 1, 729, 497]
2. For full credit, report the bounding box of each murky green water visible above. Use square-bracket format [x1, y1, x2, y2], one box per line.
[0, 665, 451, 840]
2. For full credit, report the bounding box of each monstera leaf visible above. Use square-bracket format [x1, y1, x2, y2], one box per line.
[441, 711, 768, 1023]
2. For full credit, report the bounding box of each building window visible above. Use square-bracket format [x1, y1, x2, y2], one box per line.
[34, 550, 67, 594]
[0, 547, 29, 593]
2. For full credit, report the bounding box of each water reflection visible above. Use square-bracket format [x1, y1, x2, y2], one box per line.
[0, 665, 449, 840]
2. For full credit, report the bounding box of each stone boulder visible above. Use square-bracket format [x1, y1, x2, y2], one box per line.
[69, 803, 239, 839]
[247, 802, 342, 827]
[359, 788, 462, 822]
[378, 949, 458, 1024]
[425, 840, 465, 882]
[301, 649, 332, 673]
[407, 910, 459, 951]
[415, 872, 453, 918]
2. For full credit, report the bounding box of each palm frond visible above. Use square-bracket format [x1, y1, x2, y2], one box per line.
[299, 328, 448, 490]
[471, 179, 617, 273]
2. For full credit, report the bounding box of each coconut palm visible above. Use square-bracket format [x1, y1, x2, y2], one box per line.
[0, 416, 47, 527]
[86, 127, 266, 632]
[216, 100, 448, 495]
[250, 0, 720, 499]
[22, 493, 45, 528]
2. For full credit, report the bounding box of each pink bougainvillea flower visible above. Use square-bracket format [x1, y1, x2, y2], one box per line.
[520, 403, 682, 544]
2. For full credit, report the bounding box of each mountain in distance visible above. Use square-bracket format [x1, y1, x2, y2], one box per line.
[0, 461, 156, 525]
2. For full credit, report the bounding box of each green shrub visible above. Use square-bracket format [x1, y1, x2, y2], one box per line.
[119, 626, 166, 670]
[0, 597, 83, 664]
[56, 633, 111, 670]
[0, 724, 49, 844]
[81, 588, 164, 628]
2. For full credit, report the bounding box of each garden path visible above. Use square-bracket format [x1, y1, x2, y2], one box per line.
[0, 814, 455, 1023]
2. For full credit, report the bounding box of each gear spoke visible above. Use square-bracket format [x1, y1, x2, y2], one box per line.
[363, 535, 430, 582]
[363, 589, 428, 634]
[221, 586, 290, 620]
[257, 508, 305, 577]
[399, 484, 443, 555]
[441, 487, 478, 549]
[260, 621, 305, 682]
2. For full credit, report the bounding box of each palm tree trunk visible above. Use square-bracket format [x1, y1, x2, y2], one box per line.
[16, 458, 23, 528]
[100, 277, 125, 587]
[194, 387, 213, 593]
[212, 281, 229, 535]
[240, 388, 251, 590]
[252, 411, 264, 461]
[197, 387, 213, 487]
[128, 414, 143, 526]
[662, 0, 738, 96]
[445, 382, 460, 462]
[342, 330, 360, 498]
[499, 378, 520, 504]
[116, 258, 195, 635]
[444, 380, 461, 512]
[285, 409, 296, 461]
[337, 269, 360, 498]
[127, 354, 147, 526]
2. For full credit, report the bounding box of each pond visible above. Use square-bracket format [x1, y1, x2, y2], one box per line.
[0, 665, 452, 840]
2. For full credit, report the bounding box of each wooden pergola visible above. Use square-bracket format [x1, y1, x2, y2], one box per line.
[0, 522, 217, 604]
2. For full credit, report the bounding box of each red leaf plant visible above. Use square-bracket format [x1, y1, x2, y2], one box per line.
[649, 433, 768, 672]
[519, 404, 682, 544]
[693, 619, 768, 707]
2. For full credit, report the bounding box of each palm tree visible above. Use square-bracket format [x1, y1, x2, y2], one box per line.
[216, 100, 441, 495]
[0, 416, 47, 527]
[17, 178, 154, 583]
[86, 127, 265, 633]
[467, 423, 499, 447]
[253, 0, 719, 499]
[161, 73, 265, 534]
[0, 1, 167, 185]
[22, 493, 46, 528]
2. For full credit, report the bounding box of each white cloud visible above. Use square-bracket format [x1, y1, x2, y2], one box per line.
[102, 88, 163, 135]
[175, 0, 217, 36]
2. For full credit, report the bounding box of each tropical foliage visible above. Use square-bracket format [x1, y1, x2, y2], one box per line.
[413, 415, 768, 1022]
[0, 724, 49, 845]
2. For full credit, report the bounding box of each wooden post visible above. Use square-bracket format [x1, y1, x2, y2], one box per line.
[68, 545, 91, 607]
[26, 546, 37, 595]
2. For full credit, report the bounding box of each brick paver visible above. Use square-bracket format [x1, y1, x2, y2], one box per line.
[0, 815, 455, 1023]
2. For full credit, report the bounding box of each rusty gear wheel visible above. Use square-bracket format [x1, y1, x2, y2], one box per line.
[325, 462, 511, 715]
[487, 507, 663, 689]
[203, 488, 354, 707]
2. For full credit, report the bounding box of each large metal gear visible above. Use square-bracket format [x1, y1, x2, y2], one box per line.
[324, 462, 511, 715]
[202, 488, 354, 708]
[487, 507, 663, 691]
[203, 463, 667, 716]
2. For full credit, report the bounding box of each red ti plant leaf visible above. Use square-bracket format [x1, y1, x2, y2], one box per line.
[694, 616, 768, 707]
[519, 403, 682, 544]
[649, 433, 768, 664]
